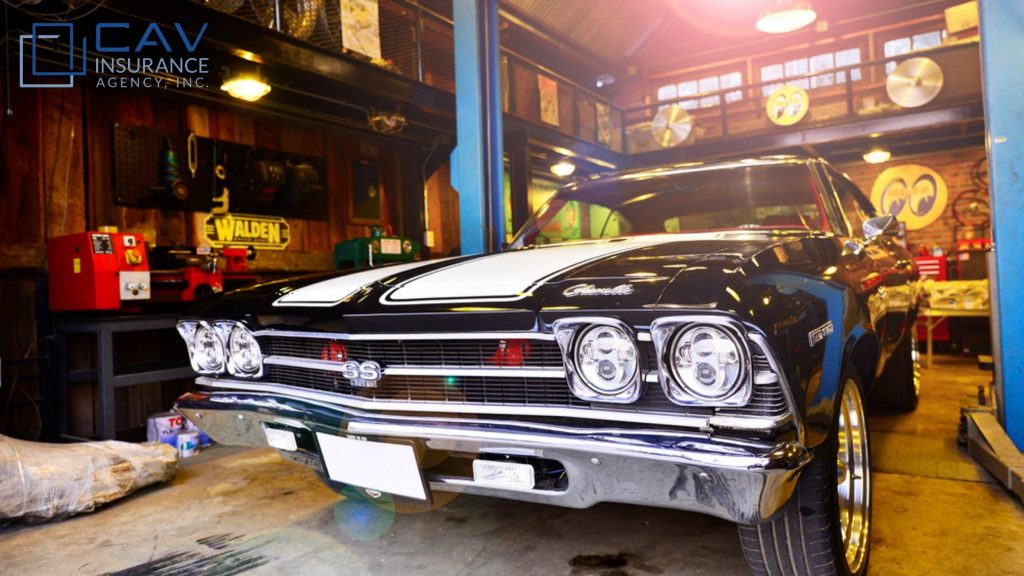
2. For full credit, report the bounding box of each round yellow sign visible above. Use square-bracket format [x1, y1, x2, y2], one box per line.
[766, 85, 809, 126]
[870, 164, 948, 231]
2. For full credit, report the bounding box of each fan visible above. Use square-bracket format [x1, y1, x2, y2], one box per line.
[650, 104, 694, 148]
[887, 57, 944, 108]
[199, 0, 245, 14]
[252, 0, 322, 41]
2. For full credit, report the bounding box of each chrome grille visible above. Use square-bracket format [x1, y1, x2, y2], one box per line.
[255, 333, 789, 422]
[265, 365, 586, 407]
[259, 336, 564, 369]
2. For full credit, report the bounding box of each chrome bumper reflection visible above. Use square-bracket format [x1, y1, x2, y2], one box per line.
[175, 391, 810, 524]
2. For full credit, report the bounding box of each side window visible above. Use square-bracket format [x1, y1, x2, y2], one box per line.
[829, 169, 875, 237]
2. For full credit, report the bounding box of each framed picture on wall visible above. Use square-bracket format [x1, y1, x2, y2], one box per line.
[351, 159, 383, 224]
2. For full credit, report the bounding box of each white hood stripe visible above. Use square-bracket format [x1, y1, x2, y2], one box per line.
[273, 259, 444, 307]
[380, 236, 687, 306]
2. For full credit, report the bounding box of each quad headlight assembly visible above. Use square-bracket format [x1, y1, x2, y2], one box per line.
[553, 318, 641, 403]
[650, 316, 752, 407]
[177, 320, 263, 378]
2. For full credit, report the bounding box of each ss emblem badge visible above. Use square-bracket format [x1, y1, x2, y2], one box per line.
[337, 360, 383, 388]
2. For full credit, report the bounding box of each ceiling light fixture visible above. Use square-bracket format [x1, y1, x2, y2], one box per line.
[221, 72, 272, 102]
[863, 148, 892, 164]
[756, 1, 817, 34]
[550, 160, 576, 177]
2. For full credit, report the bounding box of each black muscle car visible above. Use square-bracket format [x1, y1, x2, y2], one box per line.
[175, 156, 920, 576]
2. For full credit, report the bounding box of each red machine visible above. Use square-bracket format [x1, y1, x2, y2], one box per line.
[149, 246, 255, 303]
[48, 229, 151, 312]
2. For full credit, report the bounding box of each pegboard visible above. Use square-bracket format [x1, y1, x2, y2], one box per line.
[113, 123, 215, 211]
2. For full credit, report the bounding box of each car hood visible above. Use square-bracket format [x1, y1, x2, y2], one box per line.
[195, 232, 798, 330]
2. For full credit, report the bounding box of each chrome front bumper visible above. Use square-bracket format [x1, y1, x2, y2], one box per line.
[175, 390, 811, 524]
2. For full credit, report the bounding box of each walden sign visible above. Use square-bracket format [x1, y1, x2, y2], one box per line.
[204, 214, 290, 250]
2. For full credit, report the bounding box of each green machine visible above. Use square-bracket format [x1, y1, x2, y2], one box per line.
[334, 226, 422, 269]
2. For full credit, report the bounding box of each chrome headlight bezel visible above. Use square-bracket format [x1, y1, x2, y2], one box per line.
[176, 320, 263, 377]
[177, 320, 226, 375]
[223, 322, 263, 378]
[553, 317, 641, 404]
[650, 316, 752, 407]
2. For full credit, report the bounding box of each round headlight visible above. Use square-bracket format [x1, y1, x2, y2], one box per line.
[192, 322, 225, 374]
[227, 324, 262, 376]
[670, 325, 743, 400]
[574, 324, 638, 395]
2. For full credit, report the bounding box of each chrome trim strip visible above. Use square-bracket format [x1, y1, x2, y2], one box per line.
[253, 329, 556, 341]
[708, 413, 792, 431]
[194, 376, 712, 429]
[384, 366, 566, 378]
[263, 355, 567, 379]
[347, 421, 766, 468]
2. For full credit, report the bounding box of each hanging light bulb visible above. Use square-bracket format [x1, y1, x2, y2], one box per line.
[863, 148, 892, 164]
[221, 72, 272, 102]
[756, 1, 817, 34]
[550, 160, 576, 177]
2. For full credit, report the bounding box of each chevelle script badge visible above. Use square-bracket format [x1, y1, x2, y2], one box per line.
[562, 283, 635, 297]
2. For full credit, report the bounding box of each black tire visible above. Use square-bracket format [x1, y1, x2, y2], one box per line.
[738, 371, 871, 576]
[873, 331, 920, 411]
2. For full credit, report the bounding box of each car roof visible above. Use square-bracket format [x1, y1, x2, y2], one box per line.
[569, 155, 820, 192]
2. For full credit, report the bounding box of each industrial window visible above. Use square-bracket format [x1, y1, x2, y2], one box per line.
[884, 30, 946, 73]
[760, 48, 862, 97]
[656, 71, 743, 110]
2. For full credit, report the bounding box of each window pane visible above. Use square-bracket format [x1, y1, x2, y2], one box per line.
[698, 76, 720, 108]
[784, 58, 809, 78]
[809, 53, 835, 88]
[884, 37, 911, 58]
[698, 76, 719, 93]
[720, 72, 742, 88]
[657, 84, 677, 101]
[835, 48, 862, 83]
[720, 72, 743, 103]
[809, 53, 834, 73]
[912, 31, 942, 50]
[678, 80, 698, 96]
[761, 64, 784, 81]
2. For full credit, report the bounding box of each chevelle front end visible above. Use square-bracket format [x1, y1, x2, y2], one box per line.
[175, 157, 914, 575]
[175, 315, 808, 523]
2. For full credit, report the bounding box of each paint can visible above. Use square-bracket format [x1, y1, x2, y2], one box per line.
[177, 431, 200, 458]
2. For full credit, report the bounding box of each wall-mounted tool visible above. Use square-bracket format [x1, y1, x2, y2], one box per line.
[157, 137, 189, 201]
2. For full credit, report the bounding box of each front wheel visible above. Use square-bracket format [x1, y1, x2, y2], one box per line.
[739, 372, 872, 576]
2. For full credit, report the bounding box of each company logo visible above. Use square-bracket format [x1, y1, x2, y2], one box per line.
[19, 20, 209, 89]
[204, 214, 290, 250]
[870, 164, 948, 231]
[562, 283, 635, 297]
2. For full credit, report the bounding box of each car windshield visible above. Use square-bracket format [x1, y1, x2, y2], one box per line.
[512, 162, 829, 247]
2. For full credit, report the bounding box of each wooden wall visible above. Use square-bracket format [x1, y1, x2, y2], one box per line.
[0, 80, 437, 439]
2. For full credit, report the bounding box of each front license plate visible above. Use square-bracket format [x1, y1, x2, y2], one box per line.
[472, 459, 536, 490]
[316, 433, 428, 501]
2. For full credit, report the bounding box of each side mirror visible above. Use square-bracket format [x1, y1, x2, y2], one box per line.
[862, 214, 899, 242]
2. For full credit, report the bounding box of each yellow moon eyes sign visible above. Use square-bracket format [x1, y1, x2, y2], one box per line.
[870, 164, 948, 231]
[766, 85, 809, 126]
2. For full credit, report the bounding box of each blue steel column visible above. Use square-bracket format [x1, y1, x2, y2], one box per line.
[451, 0, 505, 255]
[979, 0, 1024, 448]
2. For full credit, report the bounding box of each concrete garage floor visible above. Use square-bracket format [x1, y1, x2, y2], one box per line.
[3, 357, 1024, 576]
